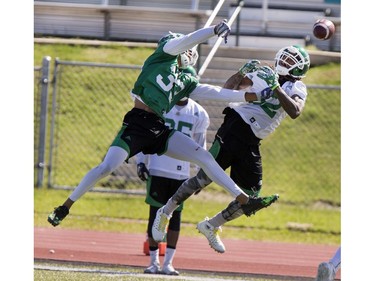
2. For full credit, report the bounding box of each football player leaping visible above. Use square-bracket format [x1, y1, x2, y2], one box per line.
[152, 46, 310, 253]
[48, 20, 279, 228]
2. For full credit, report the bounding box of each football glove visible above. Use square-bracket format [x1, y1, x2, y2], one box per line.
[137, 163, 150, 181]
[255, 87, 274, 101]
[214, 19, 230, 43]
[239, 59, 261, 76]
[256, 66, 280, 90]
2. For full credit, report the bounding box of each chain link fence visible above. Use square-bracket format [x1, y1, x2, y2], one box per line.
[34, 58, 340, 205]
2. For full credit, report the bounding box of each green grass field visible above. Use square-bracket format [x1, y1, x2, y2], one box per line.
[34, 260, 283, 281]
[35, 188, 340, 245]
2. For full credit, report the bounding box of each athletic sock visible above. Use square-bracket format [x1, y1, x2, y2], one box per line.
[163, 247, 176, 267]
[149, 249, 160, 265]
[164, 198, 179, 216]
[208, 212, 227, 228]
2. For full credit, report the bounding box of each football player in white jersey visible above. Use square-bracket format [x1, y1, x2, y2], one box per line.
[152, 45, 310, 253]
[48, 20, 278, 230]
[137, 84, 209, 275]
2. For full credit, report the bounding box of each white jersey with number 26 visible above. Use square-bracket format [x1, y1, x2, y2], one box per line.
[229, 70, 308, 139]
[137, 99, 209, 180]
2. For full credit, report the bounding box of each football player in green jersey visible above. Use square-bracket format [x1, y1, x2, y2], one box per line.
[48, 20, 278, 228]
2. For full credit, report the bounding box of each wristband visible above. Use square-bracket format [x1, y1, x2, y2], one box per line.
[271, 83, 279, 91]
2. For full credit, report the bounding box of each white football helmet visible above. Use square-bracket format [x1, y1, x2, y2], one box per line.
[179, 46, 199, 69]
[274, 45, 310, 79]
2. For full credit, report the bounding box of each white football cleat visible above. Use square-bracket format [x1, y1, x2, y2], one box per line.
[144, 262, 161, 274]
[196, 217, 225, 253]
[152, 206, 171, 242]
[161, 264, 179, 275]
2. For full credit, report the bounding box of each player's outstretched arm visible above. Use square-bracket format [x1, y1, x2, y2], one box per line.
[223, 72, 244, 90]
[189, 84, 243, 101]
[163, 20, 231, 55]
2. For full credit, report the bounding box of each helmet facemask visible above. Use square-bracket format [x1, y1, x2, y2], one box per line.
[179, 46, 199, 69]
[274, 45, 310, 79]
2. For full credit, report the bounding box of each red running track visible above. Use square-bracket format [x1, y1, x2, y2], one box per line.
[34, 227, 341, 280]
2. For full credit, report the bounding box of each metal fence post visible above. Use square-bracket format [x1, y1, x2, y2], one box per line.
[36, 56, 51, 188]
[47, 58, 60, 188]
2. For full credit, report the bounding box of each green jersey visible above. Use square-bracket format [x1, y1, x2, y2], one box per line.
[131, 39, 199, 118]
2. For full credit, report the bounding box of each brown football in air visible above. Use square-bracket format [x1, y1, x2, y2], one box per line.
[313, 19, 335, 40]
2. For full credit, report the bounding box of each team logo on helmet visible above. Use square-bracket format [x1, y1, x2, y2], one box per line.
[158, 31, 184, 45]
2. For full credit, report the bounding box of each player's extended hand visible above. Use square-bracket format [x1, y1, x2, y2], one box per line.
[239, 59, 261, 76]
[137, 163, 150, 181]
[214, 19, 231, 43]
[257, 66, 280, 90]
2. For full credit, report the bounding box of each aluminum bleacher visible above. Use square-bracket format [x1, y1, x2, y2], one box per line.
[34, 1, 210, 41]
[34, 0, 341, 81]
[34, 0, 340, 51]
